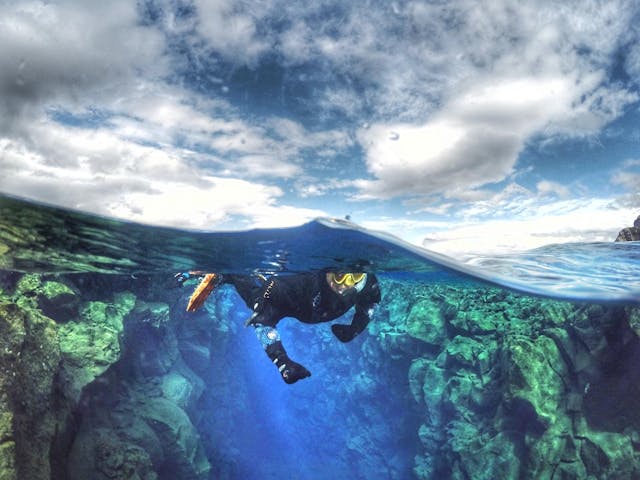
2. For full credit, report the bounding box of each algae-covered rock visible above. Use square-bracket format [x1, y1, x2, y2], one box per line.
[505, 335, 568, 426]
[0, 295, 61, 480]
[444, 372, 486, 413]
[67, 427, 158, 480]
[502, 334, 576, 478]
[160, 362, 205, 412]
[444, 335, 485, 370]
[580, 431, 640, 478]
[449, 309, 502, 335]
[132, 301, 170, 328]
[39, 280, 80, 322]
[449, 424, 519, 480]
[409, 358, 429, 404]
[405, 300, 446, 346]
[627, 307, 640, 337]
[13, 273, 41, 296]
[58, 293, 136, 402]
[140, 397, 211, 478]
[12, 275, 80, 322]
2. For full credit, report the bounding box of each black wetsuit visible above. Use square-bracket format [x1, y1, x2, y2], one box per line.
[228, 272, 381, 332]
[224, 272, 381, 384]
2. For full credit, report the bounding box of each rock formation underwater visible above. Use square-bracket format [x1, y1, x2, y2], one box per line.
[1, 269, 640, 479]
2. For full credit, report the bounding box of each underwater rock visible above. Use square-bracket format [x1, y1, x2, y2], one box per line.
[449, 309, 501, 335]
[0, 295, 62, 480]
[58, 293, 136, 403]
[139, 397, 211, 478]
[615, 214, 640, 241]
[38, 280, 80, 322]
[64, 288, 213, 480]
[405, 300, 446, 346]
[13, 274, 80, 322]
[444, 335, 485, 370]
[4, 269, 640, 480]
[159, 360, 206, 413]
[408, 358, 429, 404]
[132, 301, 171, 328]
[448, 425, 519, 480]
[67, 427, 158, 480]
[130, 322, 180, 378]
[503, 335, 568, 431]
[579, 431, 640, 478]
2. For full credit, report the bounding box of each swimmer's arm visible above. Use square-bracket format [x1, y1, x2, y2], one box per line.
[331, 302, 377, 343]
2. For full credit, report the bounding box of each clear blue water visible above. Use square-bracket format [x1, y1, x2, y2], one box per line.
[1, 193, 639, 303]
[2, 194, 640, 479]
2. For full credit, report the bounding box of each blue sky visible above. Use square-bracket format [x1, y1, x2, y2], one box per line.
[1, 0, 639, 255]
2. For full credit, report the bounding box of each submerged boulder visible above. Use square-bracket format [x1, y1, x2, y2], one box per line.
[13, 274, 80, 322]
[139, 397, 211, 478]
[67, 427, 157, 480]
[405, 300, 447, 346]
[58, 293, 136, 403]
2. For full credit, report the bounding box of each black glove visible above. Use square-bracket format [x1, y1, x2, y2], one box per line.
[331, 324, 358, 343]
[280, 360, 311, 384]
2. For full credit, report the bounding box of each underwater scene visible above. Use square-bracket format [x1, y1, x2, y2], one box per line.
[1, 195, 639, 480]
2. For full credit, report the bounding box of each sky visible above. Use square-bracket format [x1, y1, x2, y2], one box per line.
[1, 0, 639, 256]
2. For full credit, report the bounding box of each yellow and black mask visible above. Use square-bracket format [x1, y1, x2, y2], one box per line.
[327, 272, 367, 292]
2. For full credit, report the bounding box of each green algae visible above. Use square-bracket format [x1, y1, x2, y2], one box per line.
[0, 291, 61, 480]
[58, 293, 136, 403]
[379, 279, 640, 479]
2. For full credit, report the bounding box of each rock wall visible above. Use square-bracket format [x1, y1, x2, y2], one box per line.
[376, 280, 640, 479]
[0, 273, 214, 479]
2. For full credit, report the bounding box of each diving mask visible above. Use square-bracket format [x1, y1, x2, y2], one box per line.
[328, 272, 367, 291]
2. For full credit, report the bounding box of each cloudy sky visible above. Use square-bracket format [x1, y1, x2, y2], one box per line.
[1, 0, 639, 256]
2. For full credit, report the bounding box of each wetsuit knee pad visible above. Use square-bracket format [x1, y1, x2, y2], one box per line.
[254, 324, 280, 350]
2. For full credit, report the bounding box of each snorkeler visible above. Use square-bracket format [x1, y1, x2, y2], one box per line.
[175, 271, 381, 384]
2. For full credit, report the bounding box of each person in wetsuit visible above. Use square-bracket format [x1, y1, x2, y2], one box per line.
[177, 271, 381, 384]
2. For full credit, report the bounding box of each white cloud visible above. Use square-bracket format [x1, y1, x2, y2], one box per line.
[1, 0, 639, 246]
[0, 115, 326, 229]
[356, 76, 577, 199]
[611, 171, 640, 191]
[536, 181, 570, 198]
[350, 0, 639, 201]
[192, 0, 270, 66]
[0, 0, 167, 132]
[417, 199, 639, 257]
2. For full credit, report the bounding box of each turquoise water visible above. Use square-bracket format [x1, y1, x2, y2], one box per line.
[1, 194, 640, 479]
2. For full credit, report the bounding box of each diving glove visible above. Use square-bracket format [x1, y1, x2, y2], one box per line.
[331, 324, 358, 343]
[266, 341, 311, 384]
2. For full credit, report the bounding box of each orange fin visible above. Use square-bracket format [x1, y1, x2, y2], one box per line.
[186, 273, 221, 312]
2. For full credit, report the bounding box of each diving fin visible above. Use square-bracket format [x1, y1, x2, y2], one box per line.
[186, 273, 222, 312]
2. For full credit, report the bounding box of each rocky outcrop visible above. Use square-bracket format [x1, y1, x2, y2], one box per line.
[0, 273, 214, 479]
[615, 215, 640, 241]
[63, 284, 212, 480]
[0, 294, 61, 480]
[377, 280, 640, 479]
